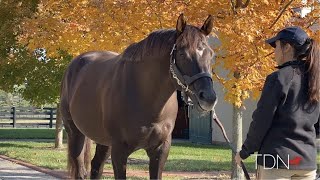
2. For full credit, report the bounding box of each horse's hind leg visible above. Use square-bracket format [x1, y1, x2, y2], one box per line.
[90, 144, 111, 179]
[111, 142, 134, 179]
[146, 137, 172, 180]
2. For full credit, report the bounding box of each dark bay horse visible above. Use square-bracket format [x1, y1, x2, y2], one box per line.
[60, 14, 217, 179]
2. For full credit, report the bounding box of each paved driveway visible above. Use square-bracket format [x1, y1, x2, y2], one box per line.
[0, 157, 59, 180]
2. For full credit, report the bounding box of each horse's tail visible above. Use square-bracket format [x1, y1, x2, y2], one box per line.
[66, 134, 73, 177]
[66, 133, 92, 177]
[84, 138, 92, 173]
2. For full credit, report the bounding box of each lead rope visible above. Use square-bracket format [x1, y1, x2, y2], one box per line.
[212, 112, 251, 180]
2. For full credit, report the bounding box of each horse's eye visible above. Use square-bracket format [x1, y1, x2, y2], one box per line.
[197, 46, 204, 51]
[179, 52, 185, 57]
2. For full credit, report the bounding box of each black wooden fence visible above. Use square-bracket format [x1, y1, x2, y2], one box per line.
[0, 107, 57, 128]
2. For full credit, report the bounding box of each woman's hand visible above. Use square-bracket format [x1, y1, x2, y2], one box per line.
[235, 152, 243, 166]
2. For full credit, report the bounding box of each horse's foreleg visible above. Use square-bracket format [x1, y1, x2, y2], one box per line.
[111, 142, 132, 179]
[146, 136, 172, 180]
[90, 144, 111, 179]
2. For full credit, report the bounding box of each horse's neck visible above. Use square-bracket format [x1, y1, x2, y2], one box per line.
[134, 55, 177, 110]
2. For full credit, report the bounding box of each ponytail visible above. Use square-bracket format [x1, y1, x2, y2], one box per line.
[278, 37, 319, 103]
[306, 39, 320, 103]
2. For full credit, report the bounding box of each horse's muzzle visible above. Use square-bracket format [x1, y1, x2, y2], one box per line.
[196, 89, 217, 111]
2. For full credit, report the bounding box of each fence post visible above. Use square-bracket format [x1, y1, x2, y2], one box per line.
[49, 108, 54, 128]
[12, 106, 16, 128]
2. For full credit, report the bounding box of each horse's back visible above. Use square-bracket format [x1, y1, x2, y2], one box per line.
[60, 51, 118, 144]
[61, 51, 118, 100]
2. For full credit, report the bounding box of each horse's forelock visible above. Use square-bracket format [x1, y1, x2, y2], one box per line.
[177, 26, 205, 50]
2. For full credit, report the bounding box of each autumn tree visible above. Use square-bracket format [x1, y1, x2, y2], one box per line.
[15, 0, 320, 107]
[0, 0, 71, 148]
[1, 0, 319, 178]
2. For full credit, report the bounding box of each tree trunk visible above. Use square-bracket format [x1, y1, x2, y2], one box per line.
[231, 104, 244, 180]
[55, 103, 64, 148]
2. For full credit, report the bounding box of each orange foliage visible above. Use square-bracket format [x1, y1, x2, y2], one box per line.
[17, 0, 320, 107]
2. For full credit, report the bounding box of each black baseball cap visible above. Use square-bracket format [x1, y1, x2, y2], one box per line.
[265, 26, 309, 48]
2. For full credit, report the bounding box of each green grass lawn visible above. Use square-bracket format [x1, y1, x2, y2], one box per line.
[0, 128, 318, 176]
[0, 141, 257, 172]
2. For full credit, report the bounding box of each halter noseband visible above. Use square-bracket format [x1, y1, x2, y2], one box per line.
[169, 44, 213, 104]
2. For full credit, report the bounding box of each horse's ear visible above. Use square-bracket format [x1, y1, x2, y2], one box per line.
[176, 13, 186, 36]
[201, 15, 214, 36]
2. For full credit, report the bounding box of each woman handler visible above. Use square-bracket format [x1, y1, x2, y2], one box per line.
[235, 26, 320, 179]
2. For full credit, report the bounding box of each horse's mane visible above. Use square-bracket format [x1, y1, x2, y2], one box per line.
[121, 26, 205, 62]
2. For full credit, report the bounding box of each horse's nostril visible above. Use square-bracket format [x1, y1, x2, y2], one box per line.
[199, 91, 206, 100]
[198, 90, 215, 103]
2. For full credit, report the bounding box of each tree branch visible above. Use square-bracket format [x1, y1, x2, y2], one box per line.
[269, 0, 295, 29]
[307, 16, 320, 28]
[264, 51, 274, 58]
[243, 44, 274, 79]
[107, 12, 134, 41]
[212, 71, 225, 85]
[230, 0, 236, 12]
[235, 0, 243, 8]
[247, 51, 274, 69]
[242, 0, 250, 8]
[147, 1, 163, 29]
[248, 43, 260, 68]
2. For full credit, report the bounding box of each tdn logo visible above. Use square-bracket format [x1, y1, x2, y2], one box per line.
[254, 154, 303, 169]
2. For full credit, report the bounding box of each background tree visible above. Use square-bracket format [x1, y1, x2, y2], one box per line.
[0, 0, 70, 148]
[16, 0, 319, 107]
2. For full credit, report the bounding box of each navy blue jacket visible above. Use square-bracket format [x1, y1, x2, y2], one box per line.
[240, 60, 320, 170]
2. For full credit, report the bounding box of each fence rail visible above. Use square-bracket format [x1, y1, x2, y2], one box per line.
[0, 107, 57, 128]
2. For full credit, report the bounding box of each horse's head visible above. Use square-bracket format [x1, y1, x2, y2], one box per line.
[170, 14, 217, 112]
